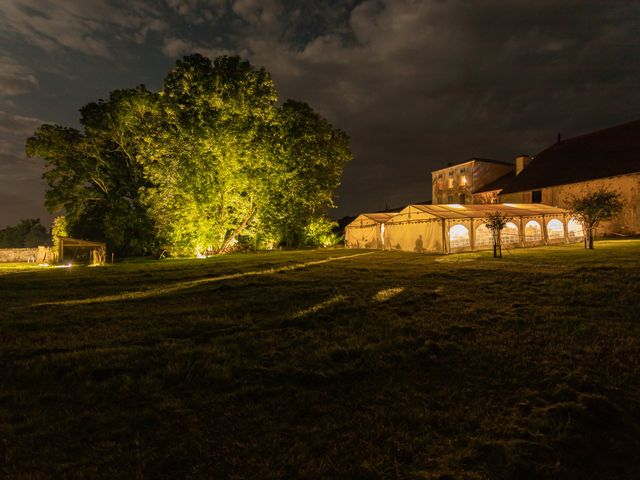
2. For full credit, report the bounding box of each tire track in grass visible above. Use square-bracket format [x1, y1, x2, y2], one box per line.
[29, 252, 377, 308]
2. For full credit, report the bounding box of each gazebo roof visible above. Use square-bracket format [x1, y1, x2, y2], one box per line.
[56, 236, 106, 248]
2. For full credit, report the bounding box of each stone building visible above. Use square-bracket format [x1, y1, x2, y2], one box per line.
[431, 119, 640, 235]
[431, 158, 513, 205]
[498, 120, 640, 235]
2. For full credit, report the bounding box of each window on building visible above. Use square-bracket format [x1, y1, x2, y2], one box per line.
[459, 193, 466, 203]
[447, 195, 454, 203]
[532, 190, 542, 203]
[460, 174, 467, 186]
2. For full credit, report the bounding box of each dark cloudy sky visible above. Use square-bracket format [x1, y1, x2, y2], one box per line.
[1, 0, 639, 227]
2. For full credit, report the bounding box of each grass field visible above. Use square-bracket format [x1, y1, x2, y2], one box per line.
[2, 240, 640, 479]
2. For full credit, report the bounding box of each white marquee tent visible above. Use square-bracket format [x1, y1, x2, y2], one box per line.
[344, 213, 397, 249]
[346, 204, 584, 254]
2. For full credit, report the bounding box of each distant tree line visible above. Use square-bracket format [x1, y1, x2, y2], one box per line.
[0, 219, 50, 248]
[26, 54, 351, 256]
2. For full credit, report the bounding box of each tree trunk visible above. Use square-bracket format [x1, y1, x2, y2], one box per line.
[217, 207, 257, 253]
[492, 232, 502, 258]
[588, 227, 594, 249]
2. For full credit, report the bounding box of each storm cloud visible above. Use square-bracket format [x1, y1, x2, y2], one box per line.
[0, 0, 638, 226]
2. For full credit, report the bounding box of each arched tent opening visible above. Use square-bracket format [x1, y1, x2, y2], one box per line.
[524, 220, 542, 243]
[547, 219, 564, 241]
[502, 222, 520, 246]
[449, 224, 470, 250]
[352, 204, 573, 254]
[475, 223, 493, 249]
[567, 218, 585, 239]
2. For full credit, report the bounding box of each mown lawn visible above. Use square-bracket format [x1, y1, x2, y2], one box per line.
[1, 241, 640, 479]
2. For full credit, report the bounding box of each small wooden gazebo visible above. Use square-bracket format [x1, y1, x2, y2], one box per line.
[55, 236, 106, 265]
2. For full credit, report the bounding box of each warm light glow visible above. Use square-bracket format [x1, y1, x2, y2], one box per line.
[547, 219, 564, 239]
[568, 218, 585, 239]
[461, 175, 467, 186]
[449, 224, 470, 249]
[33, 252, 376, 307]
[449, 203, 464, 209]
[293, 294, 347, 318]
[524, 220, 542, 242]
[503, 222, 520, 245]
[503, 203, 516, 207]
[448, 178, 454, 188]
[475, 224, 493, 247]
[373, 287, 405, 302]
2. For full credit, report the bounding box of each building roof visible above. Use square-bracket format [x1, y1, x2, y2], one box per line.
[501, 119, 640, 194]
[388, 203, 568, 221]
[432, 157, 513, 172]
[473, 171, 516, 194]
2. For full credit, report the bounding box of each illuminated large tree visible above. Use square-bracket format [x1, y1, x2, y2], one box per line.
[260, 99, 351, 247]
[27, 54, 351, 256]
[26, 86, 157, 254]
[138, 55, 278, 255]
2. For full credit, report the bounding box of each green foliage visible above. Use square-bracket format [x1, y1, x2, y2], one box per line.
[26, 86, 160, 256]
[51, 215, 67, 239]
[303, 217, 341, 247]
[569, 188, 624, 249]
[27, 54, 351, 257]
[259, 100, 351, 247]
[139, 55, 277, 256]
[0, 218, 50, 247]
[51, 215, 67, 255]
[484, 211, 513, 257]
[484, 211, 512, 233]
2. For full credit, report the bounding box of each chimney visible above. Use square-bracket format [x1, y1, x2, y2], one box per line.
[515, 155, 531, 175]
[557, 133, 562, 143]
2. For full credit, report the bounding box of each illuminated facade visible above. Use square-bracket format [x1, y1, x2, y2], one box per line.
[431, 120, 640, 235]
[431, 158, 513, 205]
[499, 120, 640, 235]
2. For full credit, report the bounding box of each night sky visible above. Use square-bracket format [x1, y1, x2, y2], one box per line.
[1, 0, 639, 227]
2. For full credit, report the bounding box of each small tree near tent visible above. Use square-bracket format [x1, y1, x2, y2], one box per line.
[51, 216, 68, 262]
[569, 188, 624, 249]
[484, 211, 512, 258]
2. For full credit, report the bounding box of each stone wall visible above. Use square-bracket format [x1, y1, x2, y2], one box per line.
[500, 173, 640, 235]
[0, 246, 54, 263]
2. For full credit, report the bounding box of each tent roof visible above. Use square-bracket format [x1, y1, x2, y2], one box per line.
[392, 203, 568, 220]
[346, 213, 398, 228]
[362, 213, 398, 222]
[501, 119, 640, 194]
